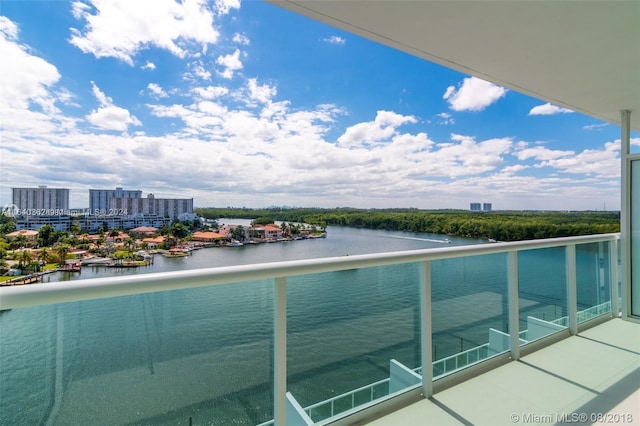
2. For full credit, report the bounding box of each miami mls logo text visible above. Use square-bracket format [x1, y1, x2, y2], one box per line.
[1, 204, 19, 217]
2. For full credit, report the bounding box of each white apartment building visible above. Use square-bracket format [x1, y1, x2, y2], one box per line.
[108, 193, 193, 221]
[12, 186, 69, 211]
[89, 187, 142, 212]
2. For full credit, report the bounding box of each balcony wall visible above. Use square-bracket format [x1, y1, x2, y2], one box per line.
[0, 234, 620, 425]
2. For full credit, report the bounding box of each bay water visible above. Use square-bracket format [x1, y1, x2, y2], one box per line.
[0, 224, 607, 425]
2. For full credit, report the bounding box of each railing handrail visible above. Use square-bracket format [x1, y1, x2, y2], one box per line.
[0, 233, 619, 310]
[304, 377, 389, 411]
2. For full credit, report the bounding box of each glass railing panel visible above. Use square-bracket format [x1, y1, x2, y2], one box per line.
[0, 281, 274, 425]
[518, 247, 568, 344]
[576, 242, 612, 323]
[285, 263, 420, 423]
[431, 253, 508, 378]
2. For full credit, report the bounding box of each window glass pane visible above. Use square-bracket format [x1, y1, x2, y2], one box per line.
[518, 247, 568, 344]
[286, 264, 420, 423]
[576, 242, 612, 322]
[431, 253, 508, 377]
[631, 159, 640, 316]
[0, 283, 274, 425]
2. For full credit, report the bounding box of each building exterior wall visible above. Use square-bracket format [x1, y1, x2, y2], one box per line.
[15, 215, 171, 232]
[108, 195, 193, 220]
[12, 186, 70, 211]
[89, 187, 142, 212]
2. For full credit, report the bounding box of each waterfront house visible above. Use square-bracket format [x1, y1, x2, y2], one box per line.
[5, 229, 39, 243]
[142, 236, 165, 249]
[129, 226, 159, 237]
[255, 224, 283, 241]
[191, 231, 226, 243]
[105, 231, 129, 245]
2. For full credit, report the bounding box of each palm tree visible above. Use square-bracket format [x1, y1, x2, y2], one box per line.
[37, 224, 55, 247]
[17, 250, 33, 269]
[38, 247, 51, 266]
[124, 237, 136, 253]
[10, 234, 28, 250]
[231, 225, 245, 242]
[55, 244, 71, 266]
[0, 258, 8, 274]
[96, 235, 106, 249]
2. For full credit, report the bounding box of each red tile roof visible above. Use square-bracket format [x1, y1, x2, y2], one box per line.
[191, 231, 225, 241]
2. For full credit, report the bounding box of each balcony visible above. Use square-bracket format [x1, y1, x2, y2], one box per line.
[0, 233, 631, 425]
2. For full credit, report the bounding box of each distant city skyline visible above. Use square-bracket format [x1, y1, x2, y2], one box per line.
[1, 1, 638, 211]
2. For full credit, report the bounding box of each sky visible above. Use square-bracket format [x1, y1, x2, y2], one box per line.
[1, 0, 638, 211]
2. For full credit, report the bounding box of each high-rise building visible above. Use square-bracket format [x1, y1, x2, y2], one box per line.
[109, 193, 194, 220]
[483, 203, 492, 211]
[470, 202, 481, 211]
[12, 186, 69, 211]
[89, 187, 142, 213]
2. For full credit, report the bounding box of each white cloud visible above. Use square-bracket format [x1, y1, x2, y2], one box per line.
[147, 83, 168, 98]
[515, 145, 574, 161]
[232, 33, 250, 45]
[323, 36, 345, 45]
[338, 111, 417, 148]
[69, 0, 220, 65]
[430, 135, 512, 177]
[87, 81, 142, 131]
[443, 77, 507, 112]
[192, 85, 229, 100]
[216, 49, 243, 79]
[0, 16, 61, 113]
[193, 62, 212, 80]
[0, 15, 19, 39]
[0, 16, 78, 137]
[538, 141, 620, 178]
[247, 78, 277, 104]
[433, 112, 454, 125]
[528, 103, 574, 115]
[501, 164, 529, 174]
[583, 122, 609, 131]
[141, 61, 156, 70]
[214, 0, 240, 16]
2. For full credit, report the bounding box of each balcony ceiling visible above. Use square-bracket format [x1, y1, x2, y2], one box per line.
[269, 0, 640, 132]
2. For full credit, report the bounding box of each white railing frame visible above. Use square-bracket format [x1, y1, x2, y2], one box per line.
[0, 233, 619, 310]
[0, 233, 620, 426]
[301, 299, 615, 423]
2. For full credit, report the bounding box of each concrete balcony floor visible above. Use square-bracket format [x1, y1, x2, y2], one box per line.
[366, 319, 640, 426]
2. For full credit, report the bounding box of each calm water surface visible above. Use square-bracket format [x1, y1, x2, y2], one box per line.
[0, 223, 606, 425]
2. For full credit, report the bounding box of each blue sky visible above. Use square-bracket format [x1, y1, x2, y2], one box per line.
[1, 0, 637, 211]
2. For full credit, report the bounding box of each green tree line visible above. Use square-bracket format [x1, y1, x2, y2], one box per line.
[195, 207, 620, 242]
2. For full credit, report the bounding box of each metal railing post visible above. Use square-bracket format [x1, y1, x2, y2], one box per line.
[620, 110, 631, 319]
[419, 260, 433, 397]
[566, 245, 578, 335]
[507, 251, 520, 360]
[610, 239, 619, 316]
[274, 277, 287, 425]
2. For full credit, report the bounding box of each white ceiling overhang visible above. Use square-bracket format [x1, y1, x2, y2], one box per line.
[268, 0, 640, 132]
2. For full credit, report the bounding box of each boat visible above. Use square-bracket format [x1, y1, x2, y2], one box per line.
[162, 249, 190, 258]
[60, 262, 82, 272]
[81, 257, 112, 265]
